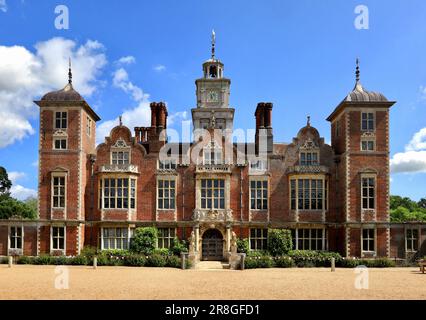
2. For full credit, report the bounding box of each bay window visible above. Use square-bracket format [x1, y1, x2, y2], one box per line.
[201, 179, 225, 209]
[100, 177, 136, 209]
[290, 178, 327, 210]
[102, 227, 129, 250]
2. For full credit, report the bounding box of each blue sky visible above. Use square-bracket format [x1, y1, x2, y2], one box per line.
[0, 0, 426, 200]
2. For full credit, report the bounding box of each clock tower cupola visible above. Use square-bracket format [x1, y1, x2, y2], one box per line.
[192, 31, 234, 136]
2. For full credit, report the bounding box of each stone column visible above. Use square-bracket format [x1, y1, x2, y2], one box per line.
[195, 226, 200, 252]
[226, 226, 231, 252]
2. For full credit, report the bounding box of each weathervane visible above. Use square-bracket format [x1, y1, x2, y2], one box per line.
[211, 29, 216, 60]
[68, 57, 72, 85]
[355, 57, 360, 83]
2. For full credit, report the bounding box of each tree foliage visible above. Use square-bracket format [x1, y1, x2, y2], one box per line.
[129, 227, 158, 255]
[0, 166, 12, 200]
[390, 195, 426, 222]
[267, 229, 293, 256]
[0, 198, 37, 220]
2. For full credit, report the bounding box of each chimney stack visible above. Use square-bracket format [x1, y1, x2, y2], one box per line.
[255, 102, 274, 155]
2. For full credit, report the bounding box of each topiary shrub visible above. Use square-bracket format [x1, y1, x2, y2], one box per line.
[130, 227, 158, 255]
[166, 255, 181, 268]
[267, 229, 292, 256]
[237, 238, 249, 254]
[124, 254, 146, 267]
[146, 254, 167, 267]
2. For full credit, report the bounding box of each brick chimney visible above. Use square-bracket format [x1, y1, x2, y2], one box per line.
[255, 102, 273, 154]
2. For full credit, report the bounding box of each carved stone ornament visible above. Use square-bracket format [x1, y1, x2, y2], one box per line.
[112, 138, 129, 148]
[300, 138, 318, 150]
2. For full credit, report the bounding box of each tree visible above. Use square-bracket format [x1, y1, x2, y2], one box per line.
[418, 198, 426, 209]
[24, 197, 38, 213]
[390, 195, 418, 211]
[0, 198, 37, 220]
[130, 227, 158, 255]
[0, 166, 12, 200]
[267, 229, 293, 256]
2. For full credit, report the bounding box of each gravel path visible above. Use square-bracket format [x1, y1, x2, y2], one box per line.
[0, 265, 425, 300]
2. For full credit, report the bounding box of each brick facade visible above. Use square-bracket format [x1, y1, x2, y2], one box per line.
[1, 56, 425, 261]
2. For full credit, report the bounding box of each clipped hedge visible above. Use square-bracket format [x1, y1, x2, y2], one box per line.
[244, 250, 396, 269]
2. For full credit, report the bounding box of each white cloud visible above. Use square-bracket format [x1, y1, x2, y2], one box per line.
[0, 0, 7, 12]
[168, 111, 188, 125]
[405, 127, 426, 151]
[7, 171, 37, 200]
[112, 68, 147, 102]
[8, 171, 26, 183]
[0, 37, 107, 148]
[117, 56, 135, 65]
[391, 127, 426, 174]
[97, 67, 151, 144]
[153, 64, 166, 72]
[10, 185, 37, 201]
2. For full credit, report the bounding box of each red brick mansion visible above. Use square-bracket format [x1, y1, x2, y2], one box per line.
[1, 40, 425, 261]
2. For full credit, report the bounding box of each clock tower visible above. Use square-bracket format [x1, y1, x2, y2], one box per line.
[192, 31, 235, 138]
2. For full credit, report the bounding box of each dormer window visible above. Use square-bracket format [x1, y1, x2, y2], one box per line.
[111, 151, 130, 165]
[300, 152, 319, 166]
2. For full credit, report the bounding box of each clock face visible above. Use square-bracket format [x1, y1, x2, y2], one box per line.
[207, 90, 219, 102]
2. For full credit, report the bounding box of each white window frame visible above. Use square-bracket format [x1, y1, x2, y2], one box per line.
[361, 227, 376, 254]
[249, 177, 268, 210]
[53, 137, 68, 150]
[100, 177, 136, 210]
[51, 226, 66, 252]
[111, 150, 130, 165]
[361, 139, 375, 152]
[157, 228, 176, 249]
[101, 227, 130, 250]
[86, 116, 92, 137]
[9, 226, 24, 250]
[294, 228, 326, 251]
[200, 178, 225, 210]
[361, 112, 375, 131]
[54, 111, 68, 130]
[249, 228, 268, 251]
[406, 227, 419, 252]
[158, 159, 177, 170]
[299, 151, 319, 166]
[51, 174, 66, 209]
[361, 175, 376, 210]
[157, 178, 176, 210]
[289, 177, 327, 211]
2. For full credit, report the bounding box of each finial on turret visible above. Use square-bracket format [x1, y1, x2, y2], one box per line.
[355, 57, 360, 83]
[307, 115, 311, 127]
[68, 57, 72, 85]
[119, 115, 123, 126]
[211, 29, 216, 60]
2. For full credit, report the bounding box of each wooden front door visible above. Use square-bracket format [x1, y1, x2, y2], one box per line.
[202, 229, 223, 261]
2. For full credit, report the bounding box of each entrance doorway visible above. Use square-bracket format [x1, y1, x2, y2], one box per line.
[202, 229, 224, 261]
